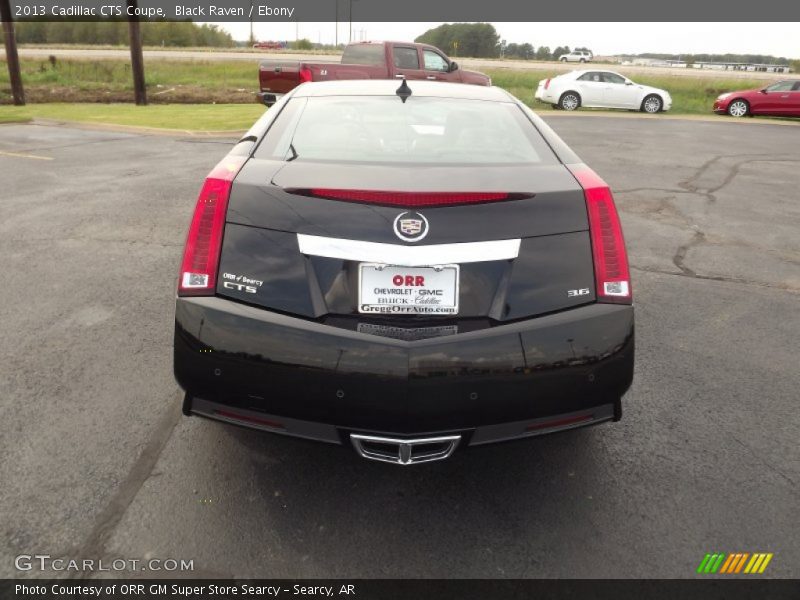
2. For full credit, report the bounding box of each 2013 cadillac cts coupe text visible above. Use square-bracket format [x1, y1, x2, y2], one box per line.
[174, 80, 634, 465]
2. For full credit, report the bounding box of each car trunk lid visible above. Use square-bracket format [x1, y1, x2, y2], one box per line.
[215, 160, 599, 326]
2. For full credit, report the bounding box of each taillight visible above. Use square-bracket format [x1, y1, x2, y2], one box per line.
[289, 189, 528, 208]
[568, 164, 632, 304]
[178, 155, 248, 296]
[544, 78, 551, 90]
[299, 67, 312, 83]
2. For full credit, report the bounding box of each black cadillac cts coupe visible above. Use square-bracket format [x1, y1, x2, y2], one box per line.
[174, 80, 634, 465]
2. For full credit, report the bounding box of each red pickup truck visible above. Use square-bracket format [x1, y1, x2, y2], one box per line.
[258, 41, 491, 106]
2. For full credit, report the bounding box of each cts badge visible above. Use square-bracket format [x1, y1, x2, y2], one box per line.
[393, 211, 429, 242]
[223, 281, 257, 294]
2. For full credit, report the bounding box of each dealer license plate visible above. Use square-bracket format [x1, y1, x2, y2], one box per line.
[358, 264, 459, 315]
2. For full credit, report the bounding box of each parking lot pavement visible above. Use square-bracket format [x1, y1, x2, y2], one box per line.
[2, 118, 798, 579]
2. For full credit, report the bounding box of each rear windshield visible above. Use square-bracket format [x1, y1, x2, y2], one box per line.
[256, 96, 558, 166]
[341, 44, 385, 66]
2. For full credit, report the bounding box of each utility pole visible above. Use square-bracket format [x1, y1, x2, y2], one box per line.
[126, 0, 147, 105]
[334, 0, 338, 47]
[348, 0, 360, 43]
[249, 0, 254, 45]
[1, 0, 25, 105]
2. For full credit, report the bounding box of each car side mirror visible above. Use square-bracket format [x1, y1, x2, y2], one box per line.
[449, 61, 459, 72]
[625, 81, 633, 86]
[760, 89, 768, 94]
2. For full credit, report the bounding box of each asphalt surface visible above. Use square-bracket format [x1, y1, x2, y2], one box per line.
[1, 116, 798, 579]
[3, 47, 785, 80]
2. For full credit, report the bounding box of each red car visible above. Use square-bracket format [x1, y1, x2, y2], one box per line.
[253, 41, 287, 50]
[713, 80, 800, 117]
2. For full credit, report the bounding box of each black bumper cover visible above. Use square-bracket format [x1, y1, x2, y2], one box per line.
[174, 297, 634, 442]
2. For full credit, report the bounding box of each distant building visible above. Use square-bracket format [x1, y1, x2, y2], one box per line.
[691, 62, 792, 73]
[617, 57, 792, 72]
[619, 57, 687, 68]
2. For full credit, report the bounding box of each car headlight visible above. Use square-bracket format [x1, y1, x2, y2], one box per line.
[717, 93, 731, 100]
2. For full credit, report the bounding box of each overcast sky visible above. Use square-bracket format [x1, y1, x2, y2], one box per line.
[213, 22, 798, 58]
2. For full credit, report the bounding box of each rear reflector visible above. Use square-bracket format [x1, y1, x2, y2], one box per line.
[568, 164, 632, 304]
[544, 78, 551, 90]
[290, 188, 527, 208]
[178, 155, 248, 296]
[299, 67, 313, 83]
[526, 413, 594, 431]
[214, 409, 285, 430]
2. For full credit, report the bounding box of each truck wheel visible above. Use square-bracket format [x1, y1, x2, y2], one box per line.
[560, 57, 567, 62]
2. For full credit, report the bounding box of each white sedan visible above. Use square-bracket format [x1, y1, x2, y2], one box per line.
[535, 70, 672, 113]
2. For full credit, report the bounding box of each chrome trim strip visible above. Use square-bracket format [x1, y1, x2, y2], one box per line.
[350, 434, 461, 465]
[297, 234, 520, 266]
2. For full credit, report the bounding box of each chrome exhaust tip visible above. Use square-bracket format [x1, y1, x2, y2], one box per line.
[350, 433, 461, 465]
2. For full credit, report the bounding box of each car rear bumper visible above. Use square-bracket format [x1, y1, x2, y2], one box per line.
[188, 394, 616, 449]
[174, 296, 634, 441]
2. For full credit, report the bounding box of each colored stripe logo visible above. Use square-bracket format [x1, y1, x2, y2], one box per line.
[697, 552, 773, 574]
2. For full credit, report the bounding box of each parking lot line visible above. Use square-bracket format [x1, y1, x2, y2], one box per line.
[0, 149, 54, 161]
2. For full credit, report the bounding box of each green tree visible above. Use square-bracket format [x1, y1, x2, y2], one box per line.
[289, 38, 314, 50]
[503, 42, 535, 60]
[552, 46, 571, 60]
[519, 43, 534, 60]
[415, 23, 500, 58]
[15, 20, 47, 43]
[15, 20, 234, 47]
[637, 52, 792, 65]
